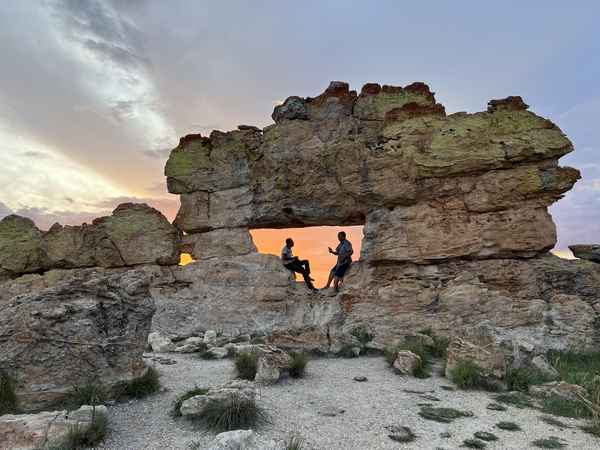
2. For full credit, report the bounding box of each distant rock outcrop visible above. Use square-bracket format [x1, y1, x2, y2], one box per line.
[569, 244, 600, 263]
[0, 203, 181, 278]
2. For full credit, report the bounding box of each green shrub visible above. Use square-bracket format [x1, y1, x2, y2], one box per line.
[548, 350, 600, 386]
[116, 366, 160, 399]
[0, 370, 18, 415]
[288, 352, 309, 379]
[473, 431, 498, 441]
[449, 360, 496, 390]
[171, 387, 208, 417]
[196, 393, 269, 432]
[44, 409, 107, 449]
[506, 367, 551, 392]
[65, 381, 108, 409]
[350, 326, 374, 346]
[541, 394, 590, 419]
[235, 351, 258, 380]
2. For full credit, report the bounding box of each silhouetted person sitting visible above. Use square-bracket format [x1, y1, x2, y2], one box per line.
[281, 238, 317, 291]
[324, 231, 354, 292]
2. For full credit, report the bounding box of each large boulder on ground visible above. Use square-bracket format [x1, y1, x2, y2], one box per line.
[148, 331, 176, 352]
[206, 429, 283, 450]
[255, 346, 293, 384]
[0, 268, 155, 411]
[392, 351, 422, 376]
[445, 322, 507, 380]
[0, 405, 107, 450]
[569, 244, 600, 263]
[180, 380, 255, 417]
[529, 381, 587, 402]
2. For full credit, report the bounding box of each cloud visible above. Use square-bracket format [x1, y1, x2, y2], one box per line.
[142, 148, 172, 160]
[0, 201, 13, 219]
[21, 150, 52, 159]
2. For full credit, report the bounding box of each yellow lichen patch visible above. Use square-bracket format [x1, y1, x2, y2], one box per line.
[179, 253, 194, 265]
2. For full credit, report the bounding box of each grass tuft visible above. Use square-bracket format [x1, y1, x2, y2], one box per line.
[43, 409, 107, 450]
[0, 369, 18, 415]
[116, 366, 160, 400]
[65, 381, 108, 409]
[235, 351, 258, 380]
[473, 431, 498, 442]
[285, 434, 305, 450]
[171, 387, 208, 417]
[195, 393, 269, 432]
[462, 438, 486, 448]
[496, 421, 522, 431]
[541, 394, 590, 419]
[539, 415, 570, 429]
[449, 360, 499, 391]
[531, 436, 566, 448]
[493, 392, 533, 409]
[418, 406, 473, 423]
[506, 367, 552, 392]
[288, 352, 309, 379]
[350, 326, 374, 346]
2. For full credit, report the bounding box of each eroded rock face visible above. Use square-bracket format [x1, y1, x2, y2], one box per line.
[340, 254, 600, 352]
[0, 268, 155, 411]
[0, 203, 181, 278]
[150, 253, 344, 353]
[165, 80, 578, 264]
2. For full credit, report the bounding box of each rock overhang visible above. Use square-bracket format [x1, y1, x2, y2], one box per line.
[164, 80, 580, 263]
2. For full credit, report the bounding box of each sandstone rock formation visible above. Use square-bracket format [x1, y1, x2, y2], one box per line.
[0, 203, 180, 279]
[569, 244, 600, 263]
[0, 268, 155, 411]
[179, 380, 255, 417]
[165, 81, 578, 264]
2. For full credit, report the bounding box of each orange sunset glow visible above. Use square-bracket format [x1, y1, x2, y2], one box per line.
[180, 226, 364, 287]
[251, 226, 364, 287]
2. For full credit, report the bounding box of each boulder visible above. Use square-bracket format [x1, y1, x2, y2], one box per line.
[148, 331, 176, 352]
[204, 347, 229, 359]
[0, 405, 107, 450]
[569, 244, 600, 263]
[530, 355, 560, 380]
[445, 323, 507, 380]
[529, 381, 587, 402]
[206, 429, 283, 450]
[393, 351, 422, 376]
[255, 347, 293, 384]
[0, 268, 155, 411]
[182, 228, 257, 259]
[180, 380, 255, 417]
[204, 330, 218, 346]
[173, 336, 205, 353]
[0, 215, 45, 275]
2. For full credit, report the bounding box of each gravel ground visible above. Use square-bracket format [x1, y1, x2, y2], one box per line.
[98, 354, 598, 450]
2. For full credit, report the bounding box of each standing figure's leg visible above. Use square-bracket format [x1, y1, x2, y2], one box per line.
[324, 267, 335, 289]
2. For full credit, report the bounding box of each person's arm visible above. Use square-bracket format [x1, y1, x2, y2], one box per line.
[281, 248, 295, 263]
[338, 243, 353, 260]
[328, 246, 338, 255]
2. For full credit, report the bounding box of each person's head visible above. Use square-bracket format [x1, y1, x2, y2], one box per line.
[338, 231, 346, 242]
[285, 238, 294, 247]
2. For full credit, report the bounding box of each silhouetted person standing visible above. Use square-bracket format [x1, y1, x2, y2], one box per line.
[324, 231, 353, 292]
[281, 238, 317, 291]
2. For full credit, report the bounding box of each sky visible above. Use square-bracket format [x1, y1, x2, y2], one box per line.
[0, 1, 599, 279]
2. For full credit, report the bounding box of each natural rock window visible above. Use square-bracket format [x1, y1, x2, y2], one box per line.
[251, 225, 364, 285]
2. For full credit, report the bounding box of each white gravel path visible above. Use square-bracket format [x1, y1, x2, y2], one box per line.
[97, 354, 598, 450]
